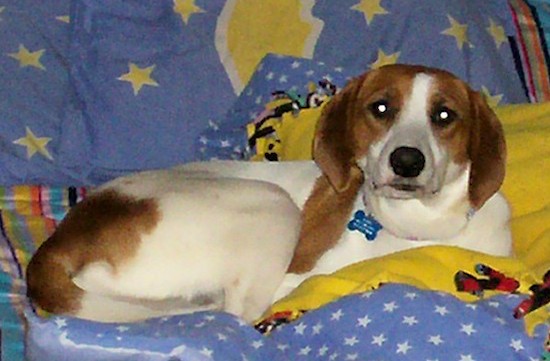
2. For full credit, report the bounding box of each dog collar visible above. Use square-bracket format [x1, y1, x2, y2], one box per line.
[347, 207, 476, 241]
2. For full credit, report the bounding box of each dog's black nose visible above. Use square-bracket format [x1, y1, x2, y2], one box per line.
[390, 147, 425, 178]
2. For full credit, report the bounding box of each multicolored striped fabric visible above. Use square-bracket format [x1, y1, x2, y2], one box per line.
[0, 186, 86, 360]
[509, 0, 550, 102]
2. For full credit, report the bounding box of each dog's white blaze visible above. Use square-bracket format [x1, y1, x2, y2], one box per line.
[398, 73, 433, 128]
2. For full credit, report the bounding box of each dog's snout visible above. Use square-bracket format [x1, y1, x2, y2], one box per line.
[390, 147, 426, 178]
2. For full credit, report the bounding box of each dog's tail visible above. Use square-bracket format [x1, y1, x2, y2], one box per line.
[26, 235, 84, 315]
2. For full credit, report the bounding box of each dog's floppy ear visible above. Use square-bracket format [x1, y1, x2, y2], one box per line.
[467, 90, 506, 209]
[313, 75, 366, 192]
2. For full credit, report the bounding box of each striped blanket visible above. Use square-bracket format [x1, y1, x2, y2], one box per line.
[0, 186, 86, 360]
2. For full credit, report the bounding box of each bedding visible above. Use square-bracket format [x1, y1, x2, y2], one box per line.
[10, 98, 550, 361]
[0, 0, 549, 360]
[2, 0, 545, 186]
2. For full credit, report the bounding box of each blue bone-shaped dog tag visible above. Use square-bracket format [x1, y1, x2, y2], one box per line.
[347, 210, 383, 241]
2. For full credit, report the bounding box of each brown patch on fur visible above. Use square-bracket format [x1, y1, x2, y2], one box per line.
[26, 190, 161, 315]
[428, 72, 506, 208]
[288, 167, 363, 273]
[466, 90, 506, 208]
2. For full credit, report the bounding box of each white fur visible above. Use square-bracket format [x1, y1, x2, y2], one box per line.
[73, 172, 301, 322]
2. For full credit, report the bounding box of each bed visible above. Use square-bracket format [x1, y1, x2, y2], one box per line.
[0, 1, 549, 360]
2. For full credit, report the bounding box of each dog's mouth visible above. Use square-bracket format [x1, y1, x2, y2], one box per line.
[370, 181, 434, 199]
[389, 183, 423, 192]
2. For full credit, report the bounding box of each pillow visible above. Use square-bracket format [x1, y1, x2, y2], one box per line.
[0, 0, 87, 186]
[64, 0, 237, 184]
[311, 0, 527, 104]
[0, 0, 535, 185]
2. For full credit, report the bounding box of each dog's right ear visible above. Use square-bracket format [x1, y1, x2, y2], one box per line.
[313, 74, 366, 193]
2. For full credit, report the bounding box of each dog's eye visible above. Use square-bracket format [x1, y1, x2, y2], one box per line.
[431, 106, 456, 126]
[369, 100, 391, 119]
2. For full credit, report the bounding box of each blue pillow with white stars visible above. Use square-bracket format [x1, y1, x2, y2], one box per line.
[25, 284, 549, 361]
[196, 54, 362, 161]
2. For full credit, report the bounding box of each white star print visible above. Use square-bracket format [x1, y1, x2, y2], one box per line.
[294, 322, 307, 335]
[318, 345, 329, 356]
[329, 352, 339, 360]
[402, 315, 418, 326]
[428, 335, 444, 345]
[208, 119, 219, 130]
[220, 139, 231, 147]
[334, 66, 344, 72]
[305, 70, 315, 77]
[199, 135, 208, 144]
[116, 326, 129, 333]
[509, 338, 524, 352]
[279, 74, 288, 83]
[331, 309, 344, 321]
[255, 95, 263, 104]
[251, 340, 263, 349]
[217, 333, 227, 341]
[459, 354, 476, 361]
[199, 347, 213, 358]
[360, 292, 373, 298]
[434, 305, 449, 316]
[384, 301, 399, 312]
[372, 333, 387, 346]
[460, 323, 477, 336]
[465, 304, 477, 310]
[357, 314, 372, 327]
[488, 301, 500, 308]
[494, 316, 507, 325]
[312, 322, 324, 334]
[54, 318, 67, 328]
[396, 341, 412, 354]
[265, 72, 274, 80]
[344, 336, 359, 346]
[277, 343, 289, 351]
[404, 292, 418, 300]
[298, 346, 312, 356]
[291, 61, 301, 69]
[346, 352, 359, 360]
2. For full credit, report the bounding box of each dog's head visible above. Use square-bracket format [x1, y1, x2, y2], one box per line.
[314, 64, 506, 210]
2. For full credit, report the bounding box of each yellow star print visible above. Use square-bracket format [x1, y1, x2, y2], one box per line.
[8, 44, 46, 70]
[481, 86, 503, 108]
[441, 15, 470, 50]
[173, 0, 205, 24]
[351, 0, 388, 25]
[56, 15, 70, 23]
[13, 127, 54, 161]
[117, 63, 159, 95]
[487, 18, 507, 49]
[371, 49, 400, 69]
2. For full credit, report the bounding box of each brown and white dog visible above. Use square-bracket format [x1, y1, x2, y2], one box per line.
[27, 64, 512, 323]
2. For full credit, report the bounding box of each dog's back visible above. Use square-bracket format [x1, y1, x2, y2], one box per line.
[27, 170, 301, 322]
